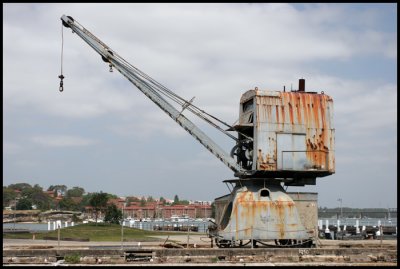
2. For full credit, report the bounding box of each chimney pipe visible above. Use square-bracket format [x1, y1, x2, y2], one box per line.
[299, 78, 305, 92]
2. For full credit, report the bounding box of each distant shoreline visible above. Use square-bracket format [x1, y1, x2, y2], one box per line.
[3, 221, 44, 224]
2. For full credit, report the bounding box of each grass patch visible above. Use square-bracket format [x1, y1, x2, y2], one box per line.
[64, 253, 81, 264]
[211, 256, 219, 263]
[3, 223, 185, 242]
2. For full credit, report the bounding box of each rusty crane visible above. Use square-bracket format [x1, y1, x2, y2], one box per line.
[60, 15, 335, 248]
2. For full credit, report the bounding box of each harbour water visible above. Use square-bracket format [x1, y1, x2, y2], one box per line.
[3, 219, 211, 233]
[3, 222, 48, 232]
[3, 218, 397, 233]
[125, 219, 210, 233]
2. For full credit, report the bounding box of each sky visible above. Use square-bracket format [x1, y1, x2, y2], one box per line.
[3, 3, 397, 208]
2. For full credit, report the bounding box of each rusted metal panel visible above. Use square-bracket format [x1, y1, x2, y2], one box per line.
[277, 133, 307, 170]
[237, 84, 335, 177]
[214, 194, 231, 228]
[216, 181, 311, 241]
[287, 192, 318, 234]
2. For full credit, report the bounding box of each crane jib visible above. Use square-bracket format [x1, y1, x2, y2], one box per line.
[60, 15, 247, 175]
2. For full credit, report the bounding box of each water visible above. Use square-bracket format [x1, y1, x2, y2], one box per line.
[3, 222, 49, 232]
[123, 219, 210, 233]
[2, 220, 212, 233]
[4, 218, 397, 233]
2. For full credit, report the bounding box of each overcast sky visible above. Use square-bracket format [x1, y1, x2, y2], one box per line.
[3, 3, 397, 208]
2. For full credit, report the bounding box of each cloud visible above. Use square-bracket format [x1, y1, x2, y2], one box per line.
[3, 142, 23, 155]
[31, 135, 98, 147]
[3, 3, 397, 207]
[4, 3, 396, 122]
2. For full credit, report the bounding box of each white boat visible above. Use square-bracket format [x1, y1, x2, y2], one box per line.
[86, 218, 104, 223]
[125, 218, 135, 224]
[170, 215, 190, 222]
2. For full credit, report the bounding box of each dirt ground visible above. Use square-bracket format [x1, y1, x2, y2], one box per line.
[3, 236, 397, 250]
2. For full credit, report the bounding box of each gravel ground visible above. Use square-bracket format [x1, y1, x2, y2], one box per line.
[3, 237, 397, 250]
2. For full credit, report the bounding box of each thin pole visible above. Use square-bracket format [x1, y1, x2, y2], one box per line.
[57, 225, 60, 251]
[187, 219, 190, 249]
[121, 203, 125, 251]
[251, 226, 253, 249]
[340, 200, 343, 219]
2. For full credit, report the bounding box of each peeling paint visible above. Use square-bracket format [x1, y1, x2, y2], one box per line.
[216, 182, 311, 241]
[236, 86, 335, 178]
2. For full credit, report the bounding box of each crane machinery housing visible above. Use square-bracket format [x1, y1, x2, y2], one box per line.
[60, 15, 335, 248]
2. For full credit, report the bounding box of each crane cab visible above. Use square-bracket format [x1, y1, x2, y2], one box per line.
[231, 79, 335, 185]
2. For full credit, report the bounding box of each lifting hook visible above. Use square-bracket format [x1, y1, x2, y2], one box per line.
[58, 74, 65, 92]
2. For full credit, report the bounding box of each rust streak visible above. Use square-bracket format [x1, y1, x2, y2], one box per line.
[295, 94, 302, 124]
[288, 103, 294, 125]
[312, 95, 320, 130]
[275, 105, 280, 125]
[274, 200, 286, 238]
[266, 104, 272, 123]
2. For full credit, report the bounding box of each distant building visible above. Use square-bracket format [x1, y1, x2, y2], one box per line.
[122, 203, 211, 219]
[84, 195, 212, 220]
[44, 190, 56, 198]
[191, 200, 211, 205]
[108, 198, 126, 208]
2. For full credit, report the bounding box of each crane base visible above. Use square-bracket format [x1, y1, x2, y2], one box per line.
[209, 180, 318, 248]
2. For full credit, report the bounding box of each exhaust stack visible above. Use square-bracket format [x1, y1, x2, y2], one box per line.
[299, 78, 305, 92]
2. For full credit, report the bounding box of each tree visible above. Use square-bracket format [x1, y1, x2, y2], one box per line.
[31, 188, 52, 210]
[21, 185, 38, 198]
[79, 192, 94, 211]
[19, 184, 53, 210]
[8, 183, 32, 192]
[106, 193, 118, 199]
[147, 196, 154, 202]
[32, 191, 53, 211]
[47, 185, 67, 196]
[16, 198, 32, 210]
[72, 214, 80, 223]
[3, 187, 17, 208]
[129, 196, 140, 201]
[89, 192, 109, 225]
[172, 195, 189, 205]
[104, 204, 123, 224]
[126, 196, 140, 205]
[66, 187, 85, 198]
[140, 197, 146, 207]
[159, 197, 166, 205]
[58, 197, 78, 211]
